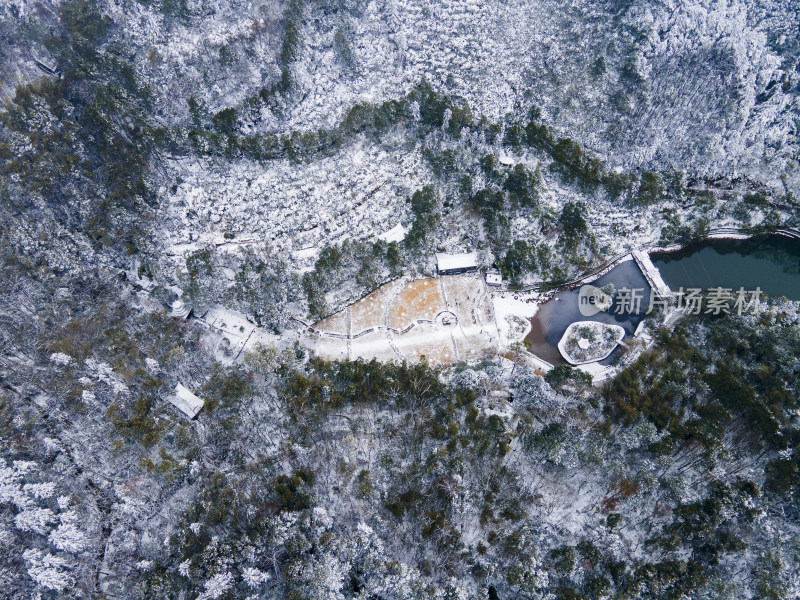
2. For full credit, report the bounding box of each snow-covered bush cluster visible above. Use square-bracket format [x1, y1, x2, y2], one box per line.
[0, 459, 92, 593]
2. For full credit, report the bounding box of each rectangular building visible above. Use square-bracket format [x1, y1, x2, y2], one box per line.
[486, 272, 502, 286]
[377, 224, 408, 243]
[169, 383, 204, 419]
[436, 252, 478, 275]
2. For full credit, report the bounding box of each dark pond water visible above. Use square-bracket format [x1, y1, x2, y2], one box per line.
[525, 260, 652, 365]
[526, 234, 800, 366]
[652, 235, 800, 301]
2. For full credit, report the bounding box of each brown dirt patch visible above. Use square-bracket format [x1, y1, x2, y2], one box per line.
[389, 278, 445, 329]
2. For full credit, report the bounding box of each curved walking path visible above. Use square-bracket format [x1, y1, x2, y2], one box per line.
[382, 277, 410, 360]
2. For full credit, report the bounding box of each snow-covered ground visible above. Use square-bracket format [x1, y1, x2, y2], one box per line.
[197, 305, 282, 364]
[8, 0, 799, 196]
[491, 290, 541, 347]
[103, 0, 800, 194]
[156, 137, 427, 270]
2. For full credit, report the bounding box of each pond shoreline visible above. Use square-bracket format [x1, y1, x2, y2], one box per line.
[517, 227, 800, 376]
[650, 226, 800, 256]
[509, 226, 800, 298]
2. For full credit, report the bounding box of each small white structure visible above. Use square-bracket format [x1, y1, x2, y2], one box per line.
[291, 247, 320, 274]
[292, 246, 319, 262]
[169, 383, 204, 419]
[377, 224, 408, 243]
[486, 272, 502, 286]
[436, 252, 478, 275]
[498, 155, 514, 167]
[170, 299, 190, 319]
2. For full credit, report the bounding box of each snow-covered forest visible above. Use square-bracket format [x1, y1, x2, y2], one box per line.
[1, 0, 800, 597]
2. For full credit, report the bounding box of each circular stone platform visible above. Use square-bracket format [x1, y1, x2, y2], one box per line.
[436, 311, 458, 327]
[557, 321, 625, 365]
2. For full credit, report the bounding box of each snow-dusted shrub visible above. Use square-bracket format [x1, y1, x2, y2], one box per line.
[242, 566, 270, 588]
[23, 482, 56, 500]
[200, 571, 234, 600]
[49, 352, 75, 367]
[22, 549, 73, 591]
[48, 516, 88, 554]
[15, 507, 57, 535]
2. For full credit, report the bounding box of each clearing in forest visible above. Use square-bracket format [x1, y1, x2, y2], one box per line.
[302, 273, 500, 365]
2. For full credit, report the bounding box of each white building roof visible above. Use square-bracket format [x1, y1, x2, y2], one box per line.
[291, 247, 319, 260]
[170, 299, 190, 318]
[436, 252, 478, 272]
[498, 155, 515, 166]
[169, 383, 204, 419]
[377, 224, 408, 243]
[486, 273, 502, 285]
